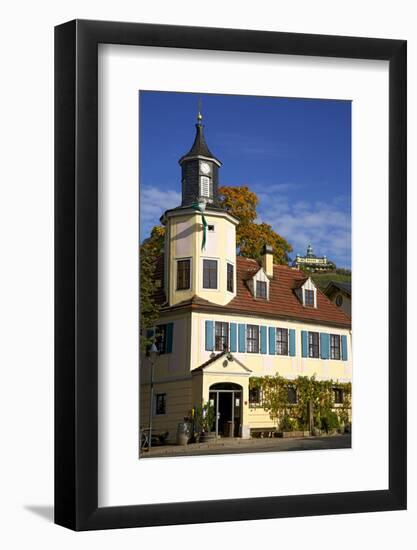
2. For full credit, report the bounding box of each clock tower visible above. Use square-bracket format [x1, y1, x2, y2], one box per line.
[179, 111, 221, 206]
[161, 111, 238, 307]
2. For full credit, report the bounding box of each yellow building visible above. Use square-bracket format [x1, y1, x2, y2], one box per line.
[140, 114, 352, 441]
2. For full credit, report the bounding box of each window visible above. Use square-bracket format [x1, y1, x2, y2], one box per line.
[208, 224, 215, 232]
[308, 331, 320, 358]
[249, 387, 262, 406]
[155, 325, 167, 354]
[215, 322, 229, 351]
[287, 386, 297, 404]
[336, 294, 343, 307]
[200, 176, 211, 197]
[203, 259, 218, 289]
[333, 388, 344, 404]
[256, 280, 267, 299]
[304, 289, 315, 306]
[330, 334, 341, 360]
[246, 324, 259, 353]
[155, 393, 166, 415]
[176, 259, 190, 290]
[276, 328, 288, 355]
[227, 263, 234, 293]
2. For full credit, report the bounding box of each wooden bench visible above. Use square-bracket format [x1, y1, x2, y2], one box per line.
[250, 428, 277, 439]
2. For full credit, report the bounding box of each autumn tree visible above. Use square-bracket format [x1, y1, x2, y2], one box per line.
[140, 225, 165, 351]
[218, 185, 292, 264]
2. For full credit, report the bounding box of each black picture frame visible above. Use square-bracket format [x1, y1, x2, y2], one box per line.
[55, 19, 407, 531]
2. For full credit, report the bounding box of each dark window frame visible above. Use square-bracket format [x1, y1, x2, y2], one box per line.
[203, 259, 218, 289]
[330, 334, 341, 360]
[308, 331, 320, 358]
[286, 386, 297, 404]
[333, 388, 344, 404]
[249, 387, 263, 407]
[215, 321, 229, 351]
[246, 324, 259, 353]
[155, 393, 166, 415]
[176, 258, 191, 290]
[256, 280, 267, 299]
[227, 262, 234, 293]
[276, 328, 289, 356]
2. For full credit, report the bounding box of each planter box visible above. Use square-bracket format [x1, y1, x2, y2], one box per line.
[277, 430, 310, 438]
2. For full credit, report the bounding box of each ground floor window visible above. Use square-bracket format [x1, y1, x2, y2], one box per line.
[249, 386, 263, 406]
[286, 386, 297, 404]
[155, 393, 166, 415]
[333, 388, 344, 404]
[215, 321, 229, 351]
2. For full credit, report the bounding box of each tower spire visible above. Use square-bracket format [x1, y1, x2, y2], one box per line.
[197, 97, 203, 125]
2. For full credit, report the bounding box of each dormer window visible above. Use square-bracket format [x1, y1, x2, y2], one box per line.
[256, 281, 267, 299]
[294, 277, 317, 307]
[247, 268, 270, 300]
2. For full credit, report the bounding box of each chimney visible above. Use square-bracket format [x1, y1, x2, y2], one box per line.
[261, 244, 274, 278]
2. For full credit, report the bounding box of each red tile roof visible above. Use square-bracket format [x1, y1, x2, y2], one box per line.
[153, 255, 351, 328]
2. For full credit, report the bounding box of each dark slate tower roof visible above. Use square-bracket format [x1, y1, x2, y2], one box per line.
[179, 112, 222, 207]
[178, 114, 221, 166]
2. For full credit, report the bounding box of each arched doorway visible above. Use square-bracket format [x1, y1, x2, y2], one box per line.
[209, 383, 242, 437]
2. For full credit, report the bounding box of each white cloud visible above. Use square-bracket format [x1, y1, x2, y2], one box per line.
[140, 185, 181, 239]
[257, 189, 351, 267]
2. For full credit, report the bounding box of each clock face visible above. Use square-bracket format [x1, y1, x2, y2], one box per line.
[200, 162, 211, 175]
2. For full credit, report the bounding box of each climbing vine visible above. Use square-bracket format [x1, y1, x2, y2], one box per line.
[249, 375, 352, 432]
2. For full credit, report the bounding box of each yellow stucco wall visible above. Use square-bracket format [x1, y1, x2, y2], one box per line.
[164, 209, 238, 307]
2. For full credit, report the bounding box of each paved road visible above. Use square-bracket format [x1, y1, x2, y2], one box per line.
[141, 434, 351, 458]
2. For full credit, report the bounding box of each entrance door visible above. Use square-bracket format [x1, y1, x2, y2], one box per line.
[209, 383, 242, 437]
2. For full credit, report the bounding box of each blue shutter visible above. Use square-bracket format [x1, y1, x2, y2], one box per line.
[205, 320, 214, 351]
[301, 330, 308, 358]
[230, 323, 237, 352]
[341, 335, 348, 361]
[166, 322, 173, 353]
[320, 332, 329, 360]
[238, 324, 246, 353]
[268, 327, 276, 355]
[260, 326, 267, 354]
[289, 329, 296, 357]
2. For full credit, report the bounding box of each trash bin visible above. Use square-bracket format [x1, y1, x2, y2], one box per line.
[177, 421, 192, 445]
[226, 421, 234, 438]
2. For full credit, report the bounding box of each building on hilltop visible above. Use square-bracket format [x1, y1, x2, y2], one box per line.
[293, 244, 335, 272]
[140, 112, 352, 441]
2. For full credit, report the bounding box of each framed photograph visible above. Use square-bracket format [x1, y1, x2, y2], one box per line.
[55, 20, 406, 530]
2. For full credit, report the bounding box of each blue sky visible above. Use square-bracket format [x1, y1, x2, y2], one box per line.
[140, 91, 351, 268]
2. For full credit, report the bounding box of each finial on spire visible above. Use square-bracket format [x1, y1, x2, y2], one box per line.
[197, 97, 203, 125]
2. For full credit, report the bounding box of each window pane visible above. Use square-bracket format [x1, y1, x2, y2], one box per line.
[330, 334, 341, 360]
[155, 393, 166, 415]
[276, 328, 288, 355]
[256, 280, 267, 299]
[305, 289, 314, 306]
[227, 263, 234, 293]
[203, 259, 217, 289]
[246, 324, 259, 353]
[308, 331, 319, 358]
[155, 325, 167, 354]
[215, 322, 229, 351]
[177, 259, 190, 290]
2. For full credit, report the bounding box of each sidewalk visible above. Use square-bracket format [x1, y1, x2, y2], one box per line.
[140, 433, 351, 458]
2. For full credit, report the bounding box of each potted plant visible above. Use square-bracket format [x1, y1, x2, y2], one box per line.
[194, 401, 216, 442]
